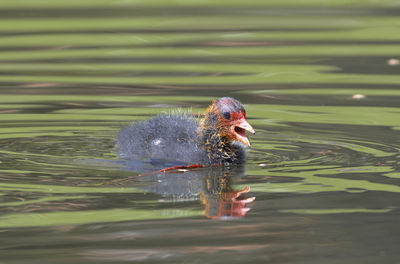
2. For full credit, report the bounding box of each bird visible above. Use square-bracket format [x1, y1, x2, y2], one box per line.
[117, 97, 254, 166]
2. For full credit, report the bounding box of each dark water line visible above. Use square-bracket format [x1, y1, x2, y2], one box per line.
[0, 7, 399, 18]
[0, 28, 341, 37]
[2, 55, 398, 76]
[0, 71, 247, 78]
[0, 55, 393, 65]
[1, 88, 400, 109]
[3, 40, 400, 52]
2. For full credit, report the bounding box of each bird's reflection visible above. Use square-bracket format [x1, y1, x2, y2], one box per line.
[199, 166, 255, 219]
[117, 160, 255, 219]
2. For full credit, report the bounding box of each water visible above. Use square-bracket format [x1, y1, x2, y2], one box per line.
[1, 1, 400, 263]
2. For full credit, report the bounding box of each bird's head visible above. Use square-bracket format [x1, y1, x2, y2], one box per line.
[203, 97, 255, 146]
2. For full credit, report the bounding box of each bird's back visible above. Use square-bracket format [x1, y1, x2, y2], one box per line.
[117, 114, 206, 164]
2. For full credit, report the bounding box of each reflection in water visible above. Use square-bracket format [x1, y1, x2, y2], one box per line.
[200, 169, 255, 219]
[117, 162, 255, 219]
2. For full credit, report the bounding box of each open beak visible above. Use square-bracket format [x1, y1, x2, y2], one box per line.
[232, 118, 255, 146]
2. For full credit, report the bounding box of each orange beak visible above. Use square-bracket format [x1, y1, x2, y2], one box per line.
[231, 117, 255, 146]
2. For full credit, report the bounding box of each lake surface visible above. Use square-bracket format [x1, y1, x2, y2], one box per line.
[1, 0, 400, 263]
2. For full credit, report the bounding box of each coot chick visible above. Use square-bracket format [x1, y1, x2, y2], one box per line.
[117, 97, 254, 165]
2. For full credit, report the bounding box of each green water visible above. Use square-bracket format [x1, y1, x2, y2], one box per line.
[1, 0, 400, 263]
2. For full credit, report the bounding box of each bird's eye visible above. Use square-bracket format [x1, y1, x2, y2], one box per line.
[222, 112, 231, 119]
